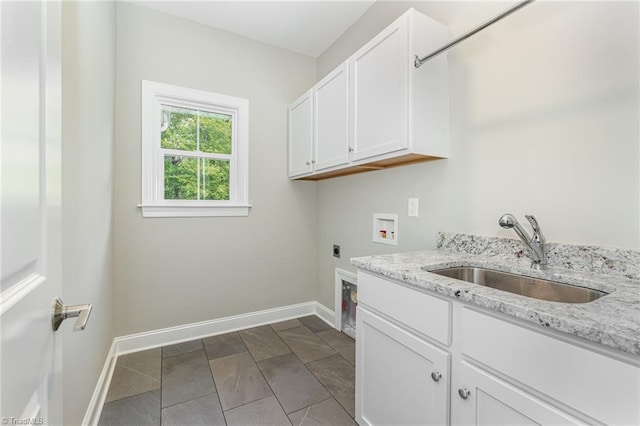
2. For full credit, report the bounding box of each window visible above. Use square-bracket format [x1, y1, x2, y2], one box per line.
[141, 81, 249, 217]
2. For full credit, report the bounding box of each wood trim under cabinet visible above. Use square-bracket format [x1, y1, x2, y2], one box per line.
[298, 153, 444, 180]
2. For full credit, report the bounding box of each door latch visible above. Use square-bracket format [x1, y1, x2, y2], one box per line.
[52, 297, 92, 331]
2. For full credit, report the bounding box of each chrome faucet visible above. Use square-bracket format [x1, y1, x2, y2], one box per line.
[499, 213, 548, 270]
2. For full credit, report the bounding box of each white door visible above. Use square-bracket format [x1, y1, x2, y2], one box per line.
[350, 15, 408, 162]
[313, 61, 350, 171]
[1, 1, 63, 424]
[356, 307, 449, 426]
[454, 362, 582, 426]
[287, 89, 314, 177]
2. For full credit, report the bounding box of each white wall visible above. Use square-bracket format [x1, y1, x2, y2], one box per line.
[315, 1, 639, 308]
[61, 2, 115, 424]
[113, 3, 317, 336]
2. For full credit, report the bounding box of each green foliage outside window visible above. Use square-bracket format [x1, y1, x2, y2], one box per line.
[161, 107, 232, 200]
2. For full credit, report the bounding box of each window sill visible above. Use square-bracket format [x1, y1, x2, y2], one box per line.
[139, 204, 251, 218]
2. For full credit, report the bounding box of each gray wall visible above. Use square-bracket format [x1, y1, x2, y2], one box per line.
[61, 2, 115, 424]
[113, 3, 317, 336]
[315, 1, 639, 308]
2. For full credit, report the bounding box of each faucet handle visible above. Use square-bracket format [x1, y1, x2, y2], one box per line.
[524, 215, 546, 243]
[524, 215, 539, 231]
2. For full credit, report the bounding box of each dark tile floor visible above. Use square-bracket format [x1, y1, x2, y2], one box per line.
[98, 316, 356, 426]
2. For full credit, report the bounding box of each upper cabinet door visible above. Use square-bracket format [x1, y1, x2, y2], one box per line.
[314, 61, 350, 172]
[288, 90, 314, 177]
[350, 14, 409, 162]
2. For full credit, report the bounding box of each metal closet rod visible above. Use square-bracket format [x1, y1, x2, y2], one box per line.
[414, 0, 535, 68]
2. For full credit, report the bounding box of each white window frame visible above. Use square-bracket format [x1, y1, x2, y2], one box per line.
[141, 80, 250, 217]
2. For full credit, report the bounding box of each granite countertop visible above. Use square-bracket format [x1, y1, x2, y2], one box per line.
[351, 233, 640, 356]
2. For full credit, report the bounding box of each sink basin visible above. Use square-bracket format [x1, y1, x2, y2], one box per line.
[430, 267, 607, 303]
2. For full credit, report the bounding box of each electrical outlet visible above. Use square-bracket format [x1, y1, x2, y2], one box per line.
[333, 244, 341, 258]
[408, 198, 419, 217]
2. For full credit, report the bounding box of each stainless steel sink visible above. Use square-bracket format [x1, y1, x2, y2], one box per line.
[430, 267, 607, 303]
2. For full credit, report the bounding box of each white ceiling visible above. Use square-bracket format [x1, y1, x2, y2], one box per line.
[133, 0, 376, 58]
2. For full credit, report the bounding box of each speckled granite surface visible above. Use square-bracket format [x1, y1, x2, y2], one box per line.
[438, 232, 640, 281]
[351, 234, 640, 356]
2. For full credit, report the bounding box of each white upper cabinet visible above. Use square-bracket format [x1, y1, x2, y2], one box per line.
[288, 8, 450, 180]
[350, 15, 409, 161]
[351, 9, 449, 165]
[314, 61, 350, 172]
[288, 62, 350, 178]
[288, 89, 313, 177]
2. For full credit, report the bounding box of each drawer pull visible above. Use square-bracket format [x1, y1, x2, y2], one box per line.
[458, 388, 471, 400]
[431, 371, 442, 382]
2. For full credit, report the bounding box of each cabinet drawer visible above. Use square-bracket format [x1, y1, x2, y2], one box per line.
[357, 271, 451, 345]
[461, 308, 640, 425]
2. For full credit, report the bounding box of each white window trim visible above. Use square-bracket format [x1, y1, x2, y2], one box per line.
[141, 80, 250, 218]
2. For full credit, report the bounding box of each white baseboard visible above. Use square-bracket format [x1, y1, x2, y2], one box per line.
[83, 301, 334, 425]
[314, 300, 336, 327]
[114, 301, 334, 355]
[82, 340, 117, 426]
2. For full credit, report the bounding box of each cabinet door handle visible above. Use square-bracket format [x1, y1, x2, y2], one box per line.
[348, 147, 354, 152]
[430, 371, 442, 382]
[305, 161, 311, 165]
[458, 388, 471, 400]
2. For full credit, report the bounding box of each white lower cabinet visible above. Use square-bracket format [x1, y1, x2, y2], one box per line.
[356, 307, 449, 426]
[355, 270, 640, 426]
[459, 307, 640, 425]
[454, 362, 582, 426]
